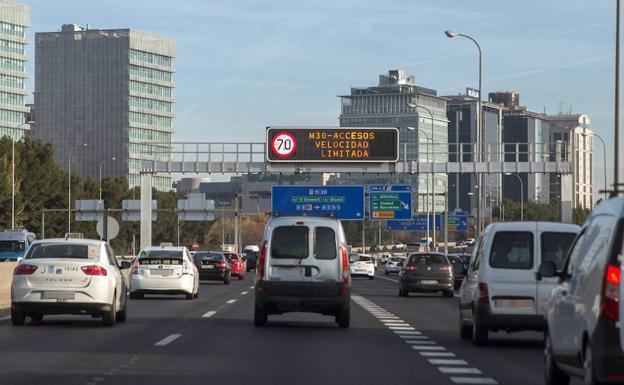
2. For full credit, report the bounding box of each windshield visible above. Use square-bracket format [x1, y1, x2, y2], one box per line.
[26, 243, 92, 259]
[541, 232, 578, 270]
[0, 240, 25, 253]
[408, 254, 447, 265]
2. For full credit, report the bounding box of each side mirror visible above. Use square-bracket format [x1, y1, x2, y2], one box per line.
[120, 261, 132, 270]
[537, 261, 557, 280]
[452, 263, 465, 276]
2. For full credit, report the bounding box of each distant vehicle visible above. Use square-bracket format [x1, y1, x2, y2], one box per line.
[463, 238, 476, 247]
[458, 221, 579, 346]
[385, 256, 405, 275]
[447, 253, 471, 289]
[254, 216, 351, 328]
[243, 245, 259, 253]
[349, 253, 375, 280]
[243, 250, 259, 271]
[194, 251, 231, 284]
[0, 229, 36, 262]
[399, 253, 457, 297]
[129, 245, 199, 300]
[225, 252, 245, 280]
[542, 198, 624, 385]
[10, 237, 130, 326]
[380, 253, 392, 264]
[369, 245, 381, 252]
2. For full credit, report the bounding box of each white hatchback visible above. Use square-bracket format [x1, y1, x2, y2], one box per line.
[349, 254, 375, 279]
[10, 238, 130, 326]
[129, 246, 199, 300]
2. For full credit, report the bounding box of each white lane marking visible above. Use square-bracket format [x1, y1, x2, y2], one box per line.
[375, 275, 399, 283]
[411, 345, 446, 351]
[399, 335, 428, 339]
[226, 299, 236, 304]
[154, 334, 182, 346]
[420, 352, 456, 357]
[393, 330, 422, 335]
[241, 291, 248, 295]
[202, 311, 217, 318]
[388, 326, 416, 330]
[450, 377, 497, 384]
[250, 286, 255, 289]
[429, 359, 468, 365]
[440, 367, 482, 374]
[383, 322, 410, 326]
[404, 340, 436, 345]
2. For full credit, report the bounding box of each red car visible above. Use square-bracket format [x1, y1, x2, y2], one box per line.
[225, 253, 245, 280]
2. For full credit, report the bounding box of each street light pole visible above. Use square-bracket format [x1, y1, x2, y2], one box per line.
[99, 157, 117, 201]
[445, 30, 483, 235]
[585, 132, 607, 201]
[407, 124, 432, 247]
[506, 173, 524, 221]
[615, 0, 621, 193]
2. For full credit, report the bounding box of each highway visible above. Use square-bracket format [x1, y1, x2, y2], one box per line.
[0, 274, 582, 385]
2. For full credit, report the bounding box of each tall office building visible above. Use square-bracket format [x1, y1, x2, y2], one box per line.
[0, 1, 30, 140]
[34, 24, 175, 190]
[445, 90, 504, 216]
[338, 69, 448, 212]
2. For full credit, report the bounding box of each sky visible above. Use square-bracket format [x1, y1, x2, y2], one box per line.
[27, 0, 617, 189]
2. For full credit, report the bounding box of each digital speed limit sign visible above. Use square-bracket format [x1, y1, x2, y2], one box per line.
[271, 132, 296, 158]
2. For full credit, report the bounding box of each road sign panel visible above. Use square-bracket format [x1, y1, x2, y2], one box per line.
[75, 200, 103, 221]
[271, 185, 364, 220]
[177, 193, 216, 221]
[387, 214, 442, 231]
[447, 211, 468, 231]
[266, 127, 399, 163]
[369, 185, 412, 220]
[121, 200, 158, 221]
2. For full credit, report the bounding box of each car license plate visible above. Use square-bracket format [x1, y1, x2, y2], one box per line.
[495, 299, 534, 308]
[150, 269, 172, 276]
[41, 291, 75, 300]
[204, 264, 214, 269]
[421, 280, 437, 285]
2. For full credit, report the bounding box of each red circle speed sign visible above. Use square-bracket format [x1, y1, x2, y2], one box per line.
[271, 132, 296, 158]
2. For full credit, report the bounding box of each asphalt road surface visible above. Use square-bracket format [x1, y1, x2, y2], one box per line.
[0, 273, 583, 385]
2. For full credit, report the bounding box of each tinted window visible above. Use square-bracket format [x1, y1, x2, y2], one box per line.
[541, 232, 577, 270]
[271, 226, 309, 259]
[26, 243, 91, 259]
[408, 254, 447, 265]
[314, 227, 336, 260]
[245, 251, 258, 260]
[489, 232, 534, 269]
[358, 256, 372, 262]
[0, 240, 24, 252]
[139, 249, 183, 265]
[195, 253, 224, 262]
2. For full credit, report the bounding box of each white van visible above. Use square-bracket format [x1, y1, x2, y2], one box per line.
[458, 221, 579, 345]
[254, 216, 351, 328]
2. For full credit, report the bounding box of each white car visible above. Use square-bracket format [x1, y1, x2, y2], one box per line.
[10, 237, 130, 326]
[349, 254, 375, 280]
[130, 246, 199, 300]
[385, 257, 405, 275]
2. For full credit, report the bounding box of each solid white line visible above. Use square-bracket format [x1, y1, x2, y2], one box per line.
[429, 359, 468, 365]
[375, 275, 400, 283]
[241, 291, 248, 295]
[154, 334, 181, 346]
[250, 286, 254, 289]
[450, 377, 497, 384]
[411, 345, 446, 351]
[226, 299, 236, 304]
[440, 367, 482, 374]
[202, 311, 217, 318]
[420, 352, 456, 357]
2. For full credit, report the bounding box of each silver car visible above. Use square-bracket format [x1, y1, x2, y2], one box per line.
[384, 256, 405, 275]
[11, 238, 130, 326]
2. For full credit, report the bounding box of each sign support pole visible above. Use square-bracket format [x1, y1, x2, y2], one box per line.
[140, 173, 152, 249]
[444, 192, 448, 256]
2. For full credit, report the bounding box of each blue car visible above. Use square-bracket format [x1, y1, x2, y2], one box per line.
[0, 229, 36, 262]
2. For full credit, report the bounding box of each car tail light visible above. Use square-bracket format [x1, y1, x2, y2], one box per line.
[14, 264, 37, 275]
[341, 242, 349, 284]
[478, 282, 489, 304]
[256, 241, 267, 290]
[81, 265, 107, 276]
[131, 258, 140, 275]
[441, 265, 451, 273]
[182, 261, 191, 275]
[216, 262, 226, 269]
[405, 266, 415, 271]
[601, 264, 620, 321]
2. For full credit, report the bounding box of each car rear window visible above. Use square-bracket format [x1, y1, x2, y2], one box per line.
[390, 257, 403, 262]
[139, 249, 183, 265]
[26, 243, 92, 259]
[541, 232, 577, 270]
[490, 232, 534, 269]
[195, 252, 223, 262]
[271, 226, 309, 259]
[408, 254, 447, 265]
[314, 227, 337, 260]
[358, 256, 371, 262]
[0, 240, 25, 252]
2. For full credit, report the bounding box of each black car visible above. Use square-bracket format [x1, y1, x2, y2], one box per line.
[399, 253, 462, 297]
[193, 251, 231, 284]
[243, 250, 258, 271]
[447, 253, 470, 290]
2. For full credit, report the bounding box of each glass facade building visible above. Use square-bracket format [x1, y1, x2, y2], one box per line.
[0, 1, 30, 141]
[34, 25, 175, 191]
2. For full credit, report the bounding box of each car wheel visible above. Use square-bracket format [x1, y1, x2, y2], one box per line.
[254, 303, 267, 327]
[399, 285, 408, 297]
[116, 296, 127, 323]
[185, 292, 194, 300]
[545, 330, 569, 385]
[472, 309, 488, 346]
[11, 309, 25, 326]
[239, 274, 244, 280]
[30, 313, 43, 324]
[583, 344, 603, 385]
[443, 290, 454, 298]
[224, 274, 231, 285]
[194, 291, 199, 299]
[385, 271, 389, 275]
[129, 292, 143, 300]
[336, 305, 350, 328]
[369, 275, 374, 280]
[459, 309, 472, 340]
[102, 294, 117, 327]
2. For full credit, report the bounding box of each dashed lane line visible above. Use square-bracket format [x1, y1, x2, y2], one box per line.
[202, 311, 217, 318]
[154, 334, 182, 346]
[241, 291, 248, 295]
[226, 299, 237, 304]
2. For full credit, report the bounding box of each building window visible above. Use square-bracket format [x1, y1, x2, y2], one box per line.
[0, 74, 24, 89]
[0, 91, 23, 106]
[129, 65, 172, 83]
[129, 111, 172, 128]
[0, 57, 25, 72]
[129, 49, 173, 67]
[129, 96, 172, 113]
[0, 22, 25, 38]
[129, 80, 172, 98]
[0, 39, 25, 55]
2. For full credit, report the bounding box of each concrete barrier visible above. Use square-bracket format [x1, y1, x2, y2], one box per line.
[0, 262, 17, 312]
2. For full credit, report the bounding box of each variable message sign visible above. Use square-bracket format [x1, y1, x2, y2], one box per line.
[271, 185, 364, 220]
[266, 127, 399, 163]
